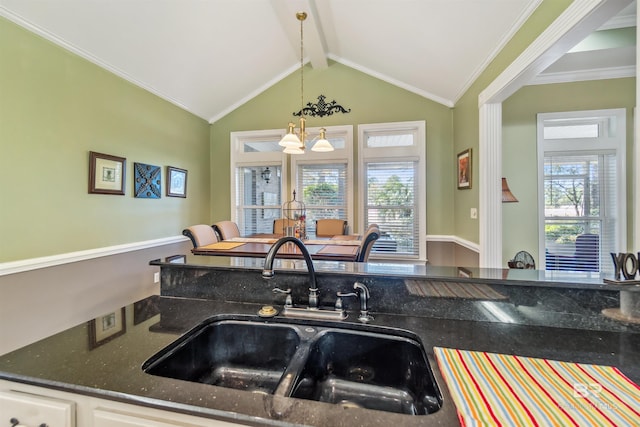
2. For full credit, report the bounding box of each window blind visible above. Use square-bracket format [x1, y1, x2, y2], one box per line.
[296, 163, 348, 236]
[364, 161, 419, 257]
[543, 153, 616, 273]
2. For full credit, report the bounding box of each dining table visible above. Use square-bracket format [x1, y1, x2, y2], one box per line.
[191, 233, 362, 262]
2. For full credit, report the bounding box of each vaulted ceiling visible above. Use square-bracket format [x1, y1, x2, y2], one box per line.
[1, 0, 635, 123]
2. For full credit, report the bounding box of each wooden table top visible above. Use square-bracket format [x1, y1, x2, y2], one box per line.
[191, 234, 361, 262]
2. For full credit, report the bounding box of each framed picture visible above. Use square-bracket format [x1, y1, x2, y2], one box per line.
[89, 151, 126, 195]
[88, 308, 126, 349]
[457, 148, 472, 189]
[134, 162, 161, 198]
[166, 166, 187, 198]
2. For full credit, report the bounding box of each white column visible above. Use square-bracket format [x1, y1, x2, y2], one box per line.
[479, 103, 503, 268]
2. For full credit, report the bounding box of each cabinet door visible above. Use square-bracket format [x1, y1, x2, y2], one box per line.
[93, 408, 242, 427]
[0, 390, 75, 427]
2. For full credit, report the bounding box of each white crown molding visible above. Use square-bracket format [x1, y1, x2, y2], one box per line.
[528, 65, 636, 85]
[0, 236, 188, 276]
[328, 54, 455, 108]
[0, 6, 206, 121]
[452, 0, 544, 104]
[598, 11, 637, 29]
[209, 62, 301, 124]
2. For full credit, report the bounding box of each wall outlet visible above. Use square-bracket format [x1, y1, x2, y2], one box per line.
[153, 272, 160, 283]
[470, 208, 478, 219]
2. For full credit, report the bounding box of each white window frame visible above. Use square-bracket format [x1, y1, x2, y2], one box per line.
[358, 121, 427, 261]
[537, 108, 627, 270]
[230, 129, 288, 231]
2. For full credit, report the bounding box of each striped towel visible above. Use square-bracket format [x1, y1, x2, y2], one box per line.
[434, 347, 640, 426]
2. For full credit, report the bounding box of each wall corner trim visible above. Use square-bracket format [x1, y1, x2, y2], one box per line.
[0, 236, 189, 276]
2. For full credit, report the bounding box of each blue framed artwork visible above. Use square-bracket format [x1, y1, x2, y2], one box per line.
[134, 162, 161, 198]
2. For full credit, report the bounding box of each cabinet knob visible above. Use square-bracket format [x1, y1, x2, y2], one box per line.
[9, 418, 47, 427]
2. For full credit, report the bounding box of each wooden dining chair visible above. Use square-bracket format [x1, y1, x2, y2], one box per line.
[183, 224, 219, 248]
[315, 219, 347, 237]
[355, 226, 380, 262]
[273, 218, 296, 235]
[213, 220, 240, 240]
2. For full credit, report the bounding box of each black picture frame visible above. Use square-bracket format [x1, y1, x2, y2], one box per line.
[457, 148, 472, 190]
[166, 166, 187, 198]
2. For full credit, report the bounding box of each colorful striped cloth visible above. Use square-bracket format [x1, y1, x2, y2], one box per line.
[434, 347, 640, 426]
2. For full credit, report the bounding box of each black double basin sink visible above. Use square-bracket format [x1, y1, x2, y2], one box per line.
[142, 315, 442, 416]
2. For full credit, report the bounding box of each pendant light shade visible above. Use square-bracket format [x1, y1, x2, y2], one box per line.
[311, 128, 333, 152]
[279, 122, 302, 148]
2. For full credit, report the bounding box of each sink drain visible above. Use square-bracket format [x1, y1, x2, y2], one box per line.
[346, 366, 374, 382]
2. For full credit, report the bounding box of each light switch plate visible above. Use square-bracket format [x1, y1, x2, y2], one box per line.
[470, 208, 478, 219]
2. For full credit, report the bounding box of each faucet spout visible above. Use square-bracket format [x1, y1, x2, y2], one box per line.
[262, 237, 318, 308]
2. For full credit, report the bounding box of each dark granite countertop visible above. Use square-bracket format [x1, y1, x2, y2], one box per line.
[150, 254, 640, 292]
[1, 295, 638, 427]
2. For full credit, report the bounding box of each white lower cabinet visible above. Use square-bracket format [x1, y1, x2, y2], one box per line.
[0, 381, 245, 427]
[0, 390, 75, 427]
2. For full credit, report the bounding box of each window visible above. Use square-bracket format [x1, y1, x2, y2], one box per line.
[538, 110, 626, 274]
[230, 130, 287, 235]
[230, 122, 425, 260]
[359, 121, 426, 260]
[292, 126, 353, 236]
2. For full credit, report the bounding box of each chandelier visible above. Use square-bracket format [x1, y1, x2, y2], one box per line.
[278, 12, 333, 154]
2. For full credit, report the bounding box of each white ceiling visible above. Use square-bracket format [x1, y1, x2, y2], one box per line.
[1, 0, 636, 123]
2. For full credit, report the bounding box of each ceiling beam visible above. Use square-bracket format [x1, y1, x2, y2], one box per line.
[270, 0, 328, 69]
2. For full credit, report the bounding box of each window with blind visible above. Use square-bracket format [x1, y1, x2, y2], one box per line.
[235, 165, 283, 235]
[296, 163, 348, 236]
[230, 130, 287, 236]
[232, 125, 353, 236]
[359, 121, 426, 260]
[291, 126, 353, 236]
[538, 110, 626, 275]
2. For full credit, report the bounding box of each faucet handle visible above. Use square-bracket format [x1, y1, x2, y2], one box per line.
[335, 292, 357, 311]
[272, 287, 292, 307]
[337, 291, 357, 297]
[353, 282, 373, 323]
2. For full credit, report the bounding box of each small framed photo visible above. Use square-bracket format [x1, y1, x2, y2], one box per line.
[166, 166, 187, 198]
[89, 151, 126, 195]
[88, 308, 126, 349]
[457, 148, 472, 189]
[134, 162, 161, 198]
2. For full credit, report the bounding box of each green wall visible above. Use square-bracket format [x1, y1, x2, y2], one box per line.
[0, 17, 211, 262]
[210, 61, 454, 235]
[502, 78, 636, 265]
[452, 0, 573, 245]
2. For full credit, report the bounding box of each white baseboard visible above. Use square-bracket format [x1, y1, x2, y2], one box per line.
[0, 236, 189, 276]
